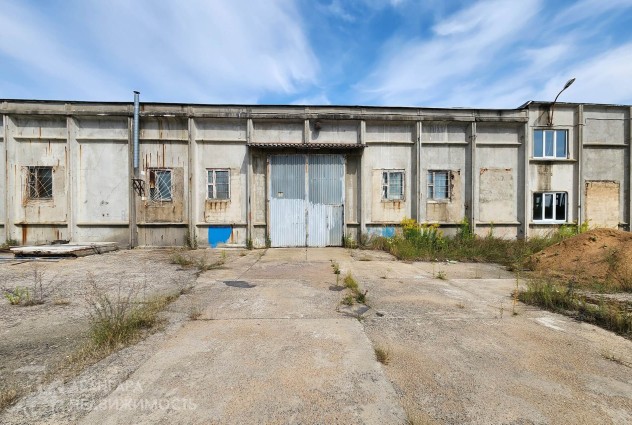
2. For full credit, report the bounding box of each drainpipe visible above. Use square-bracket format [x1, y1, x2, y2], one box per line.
[130, 91, 140, 248]
[133, 91, 140, 178]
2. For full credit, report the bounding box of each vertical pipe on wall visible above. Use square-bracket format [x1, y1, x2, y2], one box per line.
[133, 91, 140, 177]
[130, 91, 140, 248]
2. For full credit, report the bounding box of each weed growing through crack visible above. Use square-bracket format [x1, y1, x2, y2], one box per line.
[601, 351, 631, 368]
[374, 346, 391, 365]
[435, 270, 447, 280]
[344, 273, 359, 291]
[171, 250, 225, 273]
[2, 266, 55, 306]
[341, 273, 368, 305]
[331, 260, 342, 286]
[0, 387, 20, 411]
[3, 286, 30, 305]
[84, 275, 176, 349]
[341, 295, 354, 306]
[518, 279, 632, 337]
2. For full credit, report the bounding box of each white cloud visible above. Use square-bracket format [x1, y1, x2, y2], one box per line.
[355, 0, 543, 106]
[553, 0, 632, 26]
[0, 0, 319, 103]
[535, 42, 632, 105]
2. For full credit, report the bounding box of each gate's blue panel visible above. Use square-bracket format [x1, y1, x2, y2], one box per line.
[208, 226, 232, 247]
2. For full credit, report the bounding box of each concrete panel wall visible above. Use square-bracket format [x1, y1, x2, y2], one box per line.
[583, 147, 627, 224]
[311, 121, 358, 144]
[584, 107, 627, 145]
[421, 123, 469, 143]
[345, 155, 360, 225]
[251, 153, 268, 248]
[195, 143, 247, 224]
[253, 121, 303, 144]
[477, 147, 519, 223]
[363, 145, 412, 224]
[6, 116, 69, 244]
[476, 124, 520, 144]
[420, 143, 467, 223]
[366, 122, 414, 143]
[195, 119, 246, 141]
[77, 141, 129, 224]
[140, 117, 189, 141]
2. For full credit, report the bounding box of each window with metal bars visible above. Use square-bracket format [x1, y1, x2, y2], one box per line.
[533, 192, 567, 222]
[381, 170, 404, 200]
[26, 166, 53, 199]
[427, 170, 450, 200]
[149, 169, 172, 202]
[207, 169, 230, 200]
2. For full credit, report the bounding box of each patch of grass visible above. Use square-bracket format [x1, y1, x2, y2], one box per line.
[0, 238, 19, 251]
[330, 260, 341, 275]
[171, 251, 225, 272]
[343, 273, 359, 291]
[519, 279, 632, 338]
[435, 270, 447, 280]
[374, 217, 582, 270]
[340, 273, 367, 305]
[341, 294, 354, 306]
[374, 346, 391, 365]
[85, 278, 177, 349]
[3, 286, 30, 305]
[0, 387, 20, 410]
[2, 266, 54, 306]
[170, 251, 196, 267]
[342, 234, 358, 249]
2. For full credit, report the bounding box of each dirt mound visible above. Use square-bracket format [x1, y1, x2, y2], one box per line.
[530, 228, 632, 282]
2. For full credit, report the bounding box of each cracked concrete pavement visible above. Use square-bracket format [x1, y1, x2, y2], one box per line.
[39, 248, 632, 424]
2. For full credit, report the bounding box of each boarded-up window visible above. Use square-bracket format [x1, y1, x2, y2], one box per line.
[585, 181, 619, 228]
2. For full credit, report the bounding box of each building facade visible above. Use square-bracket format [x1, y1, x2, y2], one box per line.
[0, 99, 630, 248]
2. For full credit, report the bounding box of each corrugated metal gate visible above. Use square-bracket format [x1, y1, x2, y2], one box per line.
[269, 154, 344, 247]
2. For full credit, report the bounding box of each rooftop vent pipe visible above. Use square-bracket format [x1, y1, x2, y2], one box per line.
[133, 91, 140, 175]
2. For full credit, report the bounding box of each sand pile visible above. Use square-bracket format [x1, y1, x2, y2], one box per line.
[530, 228, 632, 282]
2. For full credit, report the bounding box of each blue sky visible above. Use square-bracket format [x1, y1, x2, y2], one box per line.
[1, 0, 632, 108]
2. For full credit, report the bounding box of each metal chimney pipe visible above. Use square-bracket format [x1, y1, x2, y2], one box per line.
[133, 91, 140, 175]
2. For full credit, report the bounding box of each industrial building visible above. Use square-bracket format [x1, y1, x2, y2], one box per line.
[0, 98, 630, 248]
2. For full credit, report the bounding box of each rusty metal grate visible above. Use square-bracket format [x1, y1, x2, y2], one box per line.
[149, 169, 172, 202]
[26, 166, 53, 199]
